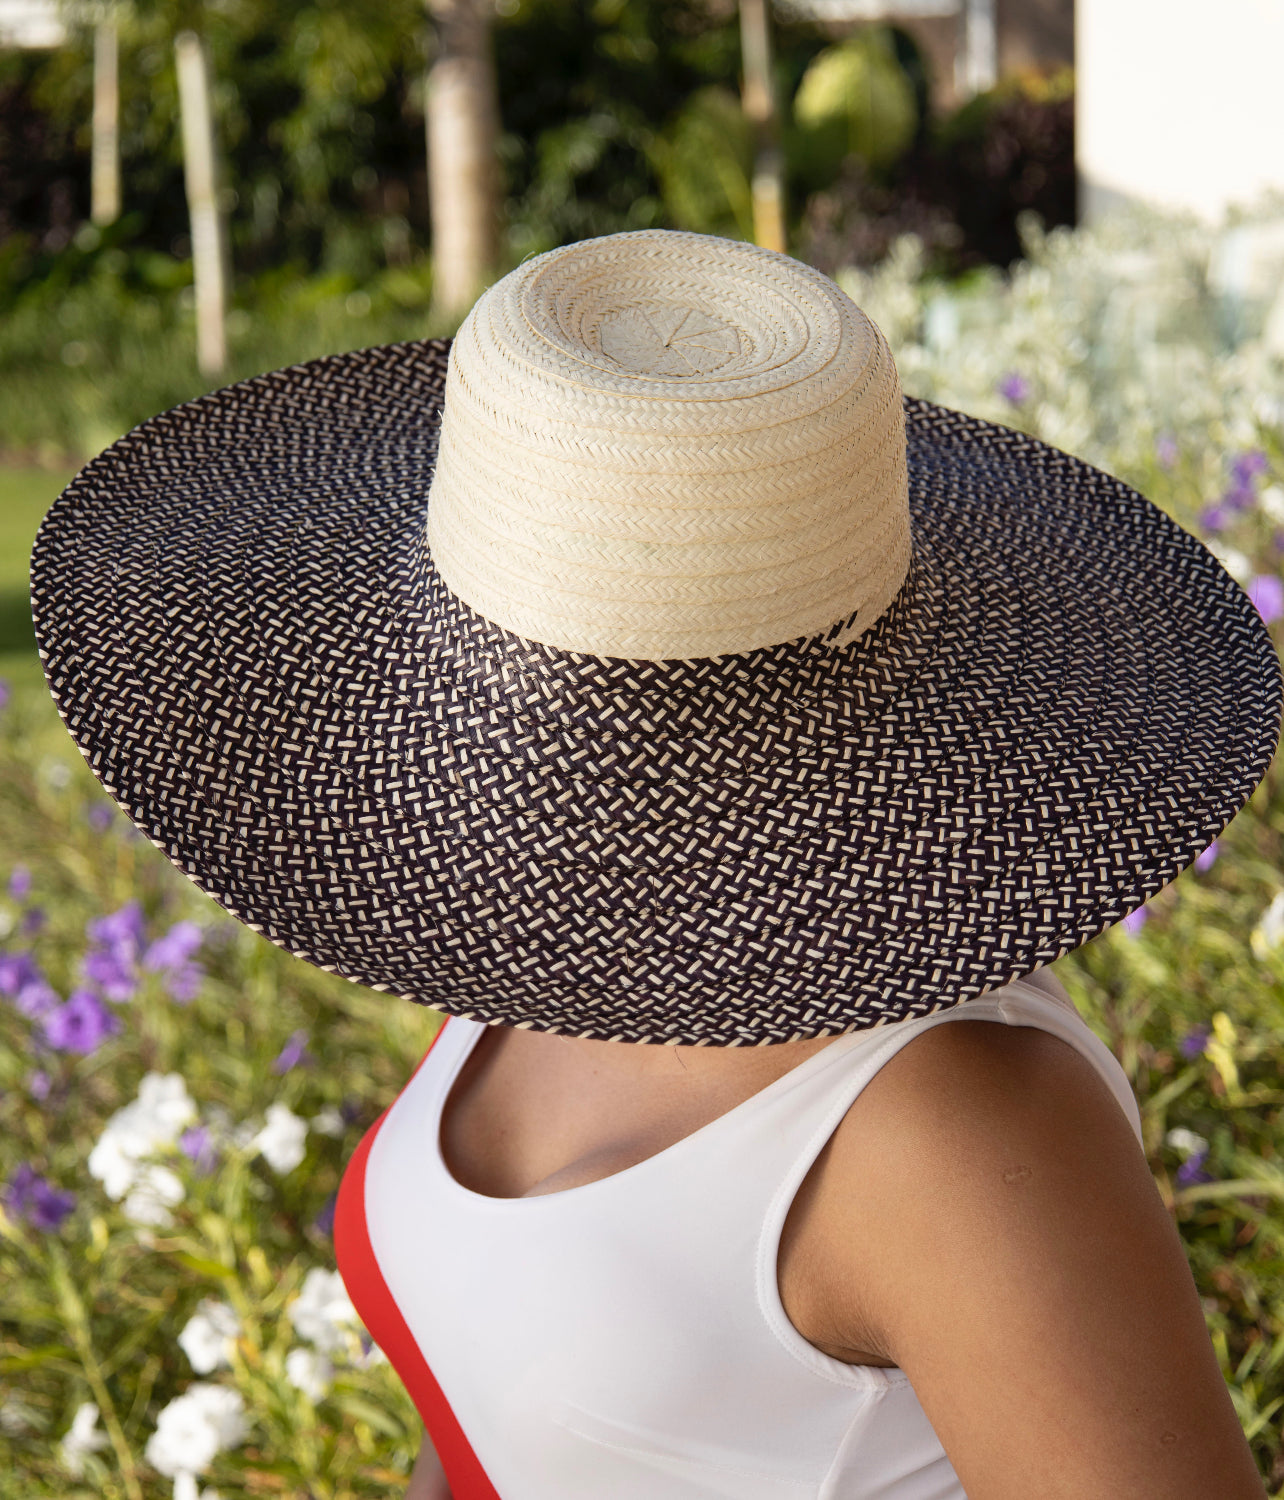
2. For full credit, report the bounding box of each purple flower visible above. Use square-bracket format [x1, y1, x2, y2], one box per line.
[1121, 906, 1148, 936]
[1199, 503, 1229, 534]
[86, 803, 115, 833]
[1231, 449, 1269, 487]
[20, 906, 46, 937]
[142, 922, 206, 1003]
[313, 1192, 337, 1238]
[143, 921, 203, 973]
[179, 1124, 220, 1176]
[1179, 1025, 1210, 1058]
[27, 1069, 51, 1101]
[0, 950, 42, 997]
[40, 988, 122, 1054]
[86, 902, 145, 955]
[1176, 1149, 1212, 1186]
[1156, 433, 1179, 470]
[1223, 484, 1257, 515]
[82, 902, 146, 1002]
[164, 962, 204, 1003]
[15, 978, 60, 1021]
[81, 945, 137, 1003]
[0, 680, 9, 711]
[998, 371, 1030, 405]
[273, 1028, 312, 1074]
[1194, 841, 1219, 872]
[1248, 575, 1284, 625]
[7, 865, 31, 902]
[3, 1164, 76, 1232]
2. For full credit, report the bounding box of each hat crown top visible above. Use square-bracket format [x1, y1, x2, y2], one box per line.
[426, 229, 911, 660]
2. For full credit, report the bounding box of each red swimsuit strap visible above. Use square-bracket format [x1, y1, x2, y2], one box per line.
[334, 1018, 503, 1499]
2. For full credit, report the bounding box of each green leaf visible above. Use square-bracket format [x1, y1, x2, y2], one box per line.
[332, 1392, 407, 1440]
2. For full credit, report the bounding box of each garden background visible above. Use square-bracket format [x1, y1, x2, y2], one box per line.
[2, 1, 1284, 1495]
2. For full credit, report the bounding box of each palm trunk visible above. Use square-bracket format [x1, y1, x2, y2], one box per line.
[425, 0, 500, 319]
[175, 30, 227, 376]
[91, 19, 120, 226]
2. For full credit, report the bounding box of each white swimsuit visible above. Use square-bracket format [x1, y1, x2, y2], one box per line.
[335, 969, 1142, 1499]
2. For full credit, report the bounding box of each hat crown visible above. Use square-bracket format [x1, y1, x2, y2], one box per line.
[426, 230, 912, 660]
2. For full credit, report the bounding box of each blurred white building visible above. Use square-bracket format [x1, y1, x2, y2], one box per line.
[1077, 0, 1284, 224]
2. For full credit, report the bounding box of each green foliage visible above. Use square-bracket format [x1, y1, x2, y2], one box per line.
[493, 0, 744, 258]
[789, 27, 917, 190]
[648, 86, 753, 242]
[0, 210, 448, 463]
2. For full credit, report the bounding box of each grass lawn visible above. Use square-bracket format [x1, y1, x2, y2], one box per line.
[0, 466, 77, 707]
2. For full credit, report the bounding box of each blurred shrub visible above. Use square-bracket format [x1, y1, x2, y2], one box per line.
[797, 66, 1075, 276]
[648, 85, 753, 242]
[789, 27, 917, 192]
[0, 215, 447, 464]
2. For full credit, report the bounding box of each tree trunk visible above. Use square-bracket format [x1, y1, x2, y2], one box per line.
[92, 19, 120, 226]
[739, 0, 786, 254]
[175, 30, 227, 376]
[425, 0, 500, 320]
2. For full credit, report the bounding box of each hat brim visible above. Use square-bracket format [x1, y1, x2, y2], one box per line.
[30, 338, 1283, 1044]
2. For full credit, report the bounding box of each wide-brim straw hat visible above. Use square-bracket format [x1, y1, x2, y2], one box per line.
[30, 230, 1283, 1045]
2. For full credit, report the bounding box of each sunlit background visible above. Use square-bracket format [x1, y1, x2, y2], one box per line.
[2, 1, 1284, 1495]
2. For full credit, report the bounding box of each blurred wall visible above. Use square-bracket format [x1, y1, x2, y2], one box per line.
[1077, 0, 1284, 223]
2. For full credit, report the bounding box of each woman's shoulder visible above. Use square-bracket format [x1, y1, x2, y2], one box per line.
[807, 1017, 1267, 1497]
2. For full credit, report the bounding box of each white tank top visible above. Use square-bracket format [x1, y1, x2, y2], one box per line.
[337, 970, 1142, 1500]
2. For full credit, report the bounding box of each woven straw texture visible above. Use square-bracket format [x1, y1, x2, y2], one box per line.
[29, 251, 1283, 1045]
[428, 233, 910, 659]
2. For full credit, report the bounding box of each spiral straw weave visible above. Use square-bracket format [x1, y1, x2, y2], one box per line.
[427, 231, 912, 659]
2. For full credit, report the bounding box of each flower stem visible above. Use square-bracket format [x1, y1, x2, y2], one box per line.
[49, 1243, 144, 1500]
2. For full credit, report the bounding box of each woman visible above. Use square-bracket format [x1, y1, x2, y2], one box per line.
[32, 230, 1280, 1499]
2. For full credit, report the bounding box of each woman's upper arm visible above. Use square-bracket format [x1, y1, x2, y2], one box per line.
[819, 1018, 1267, 1500]
[404, 1428, 453, 1500]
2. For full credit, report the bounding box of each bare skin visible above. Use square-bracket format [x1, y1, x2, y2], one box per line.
[404, 1017, 1268, 1499]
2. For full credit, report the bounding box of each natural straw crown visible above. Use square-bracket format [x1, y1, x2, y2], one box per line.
[426, 229, 912, 660]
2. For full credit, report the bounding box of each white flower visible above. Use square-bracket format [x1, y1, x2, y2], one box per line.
[87, 1128, 139, 1201]
[137, 1074, 201, 1139]
[252, 1103, 308, 1174]
[1259, 483, 1284, 524]
[121, 1162, 185, 1229]
[57, 1401, 110, 1476]
[0, 1392, 41, 1435]
[288, 1268, 359, 1354]
[179, 1299, 241, 1374]
[89, 1073, 198, 1202]
[1205, 540, 1252, 585]
[1165, 1127, 1210, 1156]
[309, 1105, 345, 1138]
[145, 1384, 247, 1479]
[1251, 891, 1284, 959]
[285, 1346, 333, 1401]
[173, 1474, 223, 1500]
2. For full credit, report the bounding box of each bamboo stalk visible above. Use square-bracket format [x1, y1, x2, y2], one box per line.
[738, 0, 786, 254]
[175, 30, 227, 375]
[91, 18, 120, 226]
